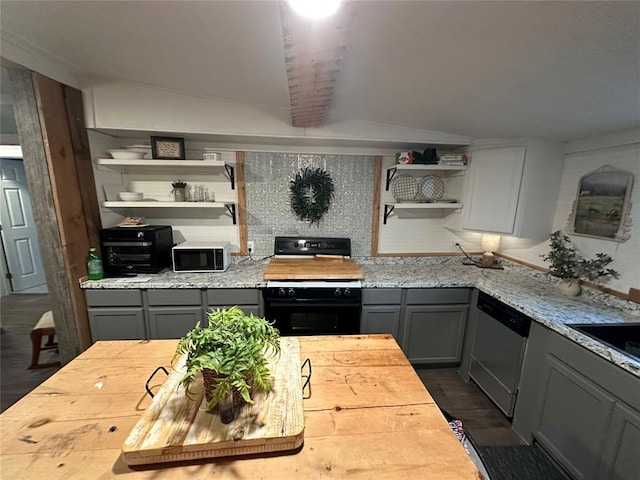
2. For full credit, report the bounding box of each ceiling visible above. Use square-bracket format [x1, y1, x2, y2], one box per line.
[1, 1, 639, 142]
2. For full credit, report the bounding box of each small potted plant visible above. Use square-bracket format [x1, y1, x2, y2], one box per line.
[540, 230, 619, 296]
[173, 306, 280, 423]
[171, 180, 187, 202]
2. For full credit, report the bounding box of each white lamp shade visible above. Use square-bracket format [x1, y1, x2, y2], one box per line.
[481, 234, 501, 253]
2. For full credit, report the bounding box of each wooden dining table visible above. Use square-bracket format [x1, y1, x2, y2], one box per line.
[0, 334, 481, 479]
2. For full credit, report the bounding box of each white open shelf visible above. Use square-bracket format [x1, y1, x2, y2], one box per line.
[102, 201, 229, 208]
[96, 159, 229, 167]
[386, 164, 467, 172]
[383, 202, 463, 224]
[388, 202, 463, 209]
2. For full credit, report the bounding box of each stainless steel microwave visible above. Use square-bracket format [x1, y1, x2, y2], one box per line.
[172, 241, 231, 272]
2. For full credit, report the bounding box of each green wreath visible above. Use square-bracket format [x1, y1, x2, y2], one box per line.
[289, 167, 335, 224]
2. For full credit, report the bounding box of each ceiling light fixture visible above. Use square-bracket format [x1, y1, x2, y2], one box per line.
[287, 0, 341, 19]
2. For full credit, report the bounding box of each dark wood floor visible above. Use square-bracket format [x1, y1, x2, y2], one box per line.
[1, 292, 61, 412]
[416, 366, 524, 447]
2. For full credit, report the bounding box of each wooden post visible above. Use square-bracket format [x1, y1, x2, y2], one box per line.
[370, 156, 382, 256]
[8, 69, 99, 362]
[235, 152, 248, 255]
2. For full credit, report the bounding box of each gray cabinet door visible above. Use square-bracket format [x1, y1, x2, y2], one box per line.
[401, 305, 467, 364]
[598, 402, 640, 480]
[147, 306, 203, 339]
[88, 307, 145, 341]
[535, 354, 616, 480]
[361, 306, 401, 340]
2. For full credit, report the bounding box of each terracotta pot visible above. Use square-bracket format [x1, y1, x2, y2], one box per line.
[559, 279, 581, 297]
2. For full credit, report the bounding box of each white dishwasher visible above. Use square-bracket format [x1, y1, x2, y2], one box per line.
[469, 292, 532, 418]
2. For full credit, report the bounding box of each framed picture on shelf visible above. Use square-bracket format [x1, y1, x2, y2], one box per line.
[150, 136, 186, 160]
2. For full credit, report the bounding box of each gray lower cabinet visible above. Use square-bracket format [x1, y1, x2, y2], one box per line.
[514, 322, 640, 480]
[147, 289, 203, 339]
[402, 305, 467, 364]
[206, 289, 261, 316]
[88, 308, 145, 341]
[361, 289, 402, 340]
[86, 289, 146, 341]
[598, 402, 640, 480]
[147, 307, 202, 339]
[86, 288, 261, 342]
[401, 288, 469, 365]
[534, 354, 616, 478]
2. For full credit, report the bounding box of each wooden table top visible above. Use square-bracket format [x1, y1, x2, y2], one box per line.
[0, 335, 481, 479]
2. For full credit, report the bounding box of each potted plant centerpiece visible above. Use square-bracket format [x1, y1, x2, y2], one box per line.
[540, 230, 619, 296]
[173, 306, 280, 423]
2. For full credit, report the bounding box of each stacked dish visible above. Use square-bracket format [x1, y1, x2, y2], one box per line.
[118, 192, 144, 201]
[391, 174, 447, 202]
[109, 149, 147, 160]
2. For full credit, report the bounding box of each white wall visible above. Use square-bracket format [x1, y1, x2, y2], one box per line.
[501, 129, 640, 294]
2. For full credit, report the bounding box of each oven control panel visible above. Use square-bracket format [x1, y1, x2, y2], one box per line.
[274, 236, 351, 257]
[264, 282, 362, 301]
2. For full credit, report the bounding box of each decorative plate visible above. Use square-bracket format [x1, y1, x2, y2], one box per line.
[391, 175, 419, 201]
[419, 175, 445, 201]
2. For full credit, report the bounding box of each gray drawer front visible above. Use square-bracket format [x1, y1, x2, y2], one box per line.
[405, 288, 469, 305]
[147, 289, 202, 306]
[362, 289, 402, 305]
[86, 289, 142, 307]
[207, 289, 260, 306]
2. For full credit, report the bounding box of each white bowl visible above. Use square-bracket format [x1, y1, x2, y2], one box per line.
[118, 192, 144, 201]
[108, 149, 146, 160]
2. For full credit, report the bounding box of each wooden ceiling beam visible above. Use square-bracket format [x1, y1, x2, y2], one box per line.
[279, 2, 355, 128]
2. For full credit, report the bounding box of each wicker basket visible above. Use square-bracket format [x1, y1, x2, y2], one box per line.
[202, 368, 248, 408]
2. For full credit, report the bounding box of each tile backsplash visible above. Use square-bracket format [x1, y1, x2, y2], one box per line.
[244, 152, 375, 256]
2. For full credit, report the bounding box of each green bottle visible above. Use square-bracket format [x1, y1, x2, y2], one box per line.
[87, 247, 104, 280]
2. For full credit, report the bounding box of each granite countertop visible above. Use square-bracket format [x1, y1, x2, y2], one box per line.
[81, 256, 640, 377]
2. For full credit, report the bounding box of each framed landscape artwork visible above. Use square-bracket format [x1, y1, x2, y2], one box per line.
[567, 165, 634, 242]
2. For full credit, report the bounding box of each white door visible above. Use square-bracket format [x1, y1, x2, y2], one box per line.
[0, 158, 47, 293]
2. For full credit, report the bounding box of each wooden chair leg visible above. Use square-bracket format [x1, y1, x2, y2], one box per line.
[29, 330, 43, 370]
[45, 335, 56, 347]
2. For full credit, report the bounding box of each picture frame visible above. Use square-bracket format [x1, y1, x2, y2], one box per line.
[150, 136, 186, 160]
[566, 165, 634, 242]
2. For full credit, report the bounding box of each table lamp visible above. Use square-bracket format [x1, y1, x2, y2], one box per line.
[481, 234, 501, 266]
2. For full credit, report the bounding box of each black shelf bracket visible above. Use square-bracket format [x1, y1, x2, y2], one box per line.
[225, 203, 237, 225]
[383, 204, 395, 224]
[224, 163, 236, 190]
[385, 167, 398, 191]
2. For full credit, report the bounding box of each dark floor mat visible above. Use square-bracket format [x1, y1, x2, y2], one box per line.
[477, 444, 568, 480]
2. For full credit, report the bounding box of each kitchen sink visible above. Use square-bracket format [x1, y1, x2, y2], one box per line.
[570, 323, 640, 361]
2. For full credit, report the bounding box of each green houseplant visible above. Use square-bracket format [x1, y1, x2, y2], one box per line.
[540, 230, 619, 296]
[173, 306, 280, 419]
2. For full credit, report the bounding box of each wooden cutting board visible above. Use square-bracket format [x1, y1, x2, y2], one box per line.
[264, 258, 364, 280]
[122, 337, 304, 466]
